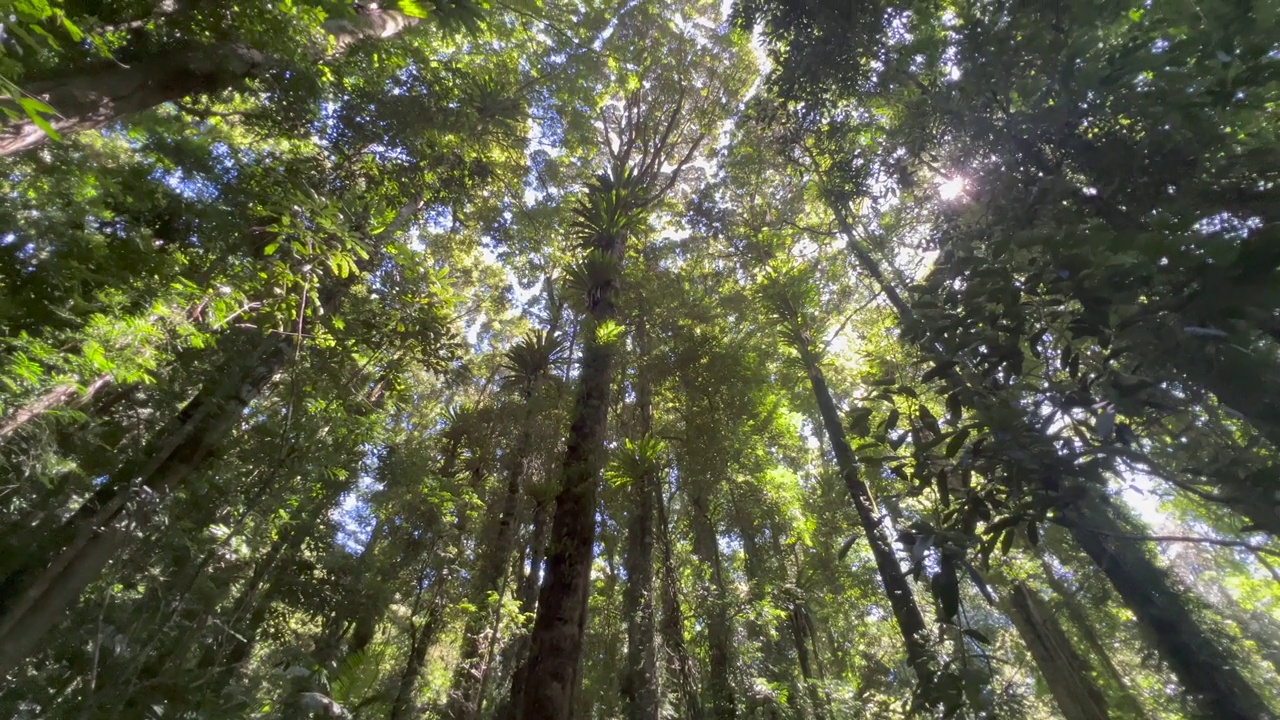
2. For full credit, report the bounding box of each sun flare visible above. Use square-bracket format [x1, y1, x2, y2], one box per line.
[938, 176, 966, 200]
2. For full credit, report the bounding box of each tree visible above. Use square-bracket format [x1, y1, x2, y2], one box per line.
[0, 3, 471, 155]
[4, 0, 1280, 717]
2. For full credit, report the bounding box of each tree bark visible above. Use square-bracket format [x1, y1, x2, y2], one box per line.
[1059, 493, 1276, 720]
[657, 481, 702, 720]
[831, 212, 1270, 717]
[0, 11, 418, 156]
[515, 205, 626, 720]
[1003, 580, 1112, 720]
[622, 317, 660, 720]
[390, 571, 450, 720]
[1036, 552, 1153, 720]
[690, 492, 736, 720]
[500, 498, 550, 720]
[794, 338, 937, 696]
[0, 373, 112, 442]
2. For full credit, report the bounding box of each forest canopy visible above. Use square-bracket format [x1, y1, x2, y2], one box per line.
[1, 0, 1279, 718]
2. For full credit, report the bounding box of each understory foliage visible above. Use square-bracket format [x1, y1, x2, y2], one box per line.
[1, 0, 1278, 719]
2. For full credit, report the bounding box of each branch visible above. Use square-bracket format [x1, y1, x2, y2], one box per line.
[1082, 528, 1280, 559]
[1252, 552, 1280, 584]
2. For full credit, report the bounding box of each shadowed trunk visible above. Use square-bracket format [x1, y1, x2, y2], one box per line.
[690, 493, 735, 720]
[1036, 552, 1152, 720]
[622, 316, 660, 720]
[1004, 581, 1112, 720]
[1059, 493, 1275, 720]
[515, 187, 627, 720]
[657, 482, 701, 720]
[793, 336, 937, 696]
[447, 393, 536, 720]
[0, 11, 418, 155]
[500, 498, 550, 720]
[0, 373, 112, 442]
[0, 330, 293, 675]
[789, 602, 826, 720]
[390, 569, 451, 720]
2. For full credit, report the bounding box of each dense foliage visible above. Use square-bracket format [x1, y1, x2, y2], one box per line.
[1, 0, 1278, 718]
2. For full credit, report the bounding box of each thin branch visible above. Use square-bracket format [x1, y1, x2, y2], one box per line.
[1252, 551, 1280, 585]
[1080, 528, 1280, 559]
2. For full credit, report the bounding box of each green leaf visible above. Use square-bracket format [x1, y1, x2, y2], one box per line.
[18, 99, 60, 140]
[398, 0, 430, 17]
[945, 428, 970, 458]
[59, 14, 84, 41]
[263, 242, 280, 256]
[594, 319, 625, 345]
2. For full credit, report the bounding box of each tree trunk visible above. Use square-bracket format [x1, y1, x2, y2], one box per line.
[390, 572, 450, 720]
[0, 330, 292, 675]
[794, 340, 937, 696]
[1036, 552, 1153, 720]
[515, 221, 625, 720]
[1059, 493, 1276, 720]
[500, 498, 550, 720]
[0, 11, 418, 156]
[831, 200, 1272, 717]
[446, 392, 536, 720]
[657, 482, 702, 720]
[1003, 580, 1112, 720]
[690, 493, 736, 720]
[0, 373, 112, 442]
[622, 317, 660, 720]
[788, 603, 826, 720]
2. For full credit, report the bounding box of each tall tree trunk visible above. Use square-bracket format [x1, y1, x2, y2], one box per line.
[690, 492, 736, 720]
[791, 335, 937, 696]
[622, 317, 660, 720]
[657, 482, 702, 720]
[446, 392, 536, 720]
[1003, 580, 1112, 720]
[515, 214, 626, 720]
[500, 498, 550, 720]
[0, 11, 418, 156]
[1058, 494, 1276, 720]
[830, 212, 1273, 716]
[390, 570, 450, 720]
[0, 330, 293, 675]
[1036, 552, 1152, 720]
[788, 603, 826, 720]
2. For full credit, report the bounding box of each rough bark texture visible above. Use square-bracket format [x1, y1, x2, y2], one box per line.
[1036, 553, 1152, 720]
[796, 342, 937, 694]
[0, 11, 418, 156]
[515, 339, 615, 718]
[516, 228, 622, 719]
[621, 318, 660, 720]
[1004, 581, 1112, 720]
[1060, 494, 1276, 720]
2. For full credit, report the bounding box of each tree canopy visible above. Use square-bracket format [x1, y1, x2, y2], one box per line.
[2, 0, 1279, 718]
